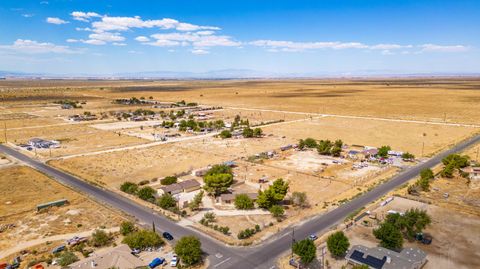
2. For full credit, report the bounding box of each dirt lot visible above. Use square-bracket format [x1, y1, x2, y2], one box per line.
[49, 143, 227, 187]
[261, 116, 479, 156]
[0, 165, 125, 253]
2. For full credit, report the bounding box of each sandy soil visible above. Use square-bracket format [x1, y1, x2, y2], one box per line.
[0, 165, 125, 251]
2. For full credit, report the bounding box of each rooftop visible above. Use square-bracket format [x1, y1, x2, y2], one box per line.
[68, 244, 145, 269]
[346, 245, 427, 269]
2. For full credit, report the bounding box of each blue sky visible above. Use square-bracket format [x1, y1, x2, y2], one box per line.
[0, 0, 479, 75]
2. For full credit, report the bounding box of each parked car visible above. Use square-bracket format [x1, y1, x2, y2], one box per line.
[131, 248, 141, 255]
[163, 232, 174, 241]
[308, 234, 318, 241]
[170, 255, 178, 267]
[148, 257, 165, 268]
[51, 245, 66, 254]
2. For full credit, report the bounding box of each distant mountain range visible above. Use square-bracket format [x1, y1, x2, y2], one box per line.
[1, 69, 479, 80]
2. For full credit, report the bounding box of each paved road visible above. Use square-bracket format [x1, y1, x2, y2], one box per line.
[1, 133, 479, 269]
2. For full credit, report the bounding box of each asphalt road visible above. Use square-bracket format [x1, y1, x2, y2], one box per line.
[2, 133, 479, 269]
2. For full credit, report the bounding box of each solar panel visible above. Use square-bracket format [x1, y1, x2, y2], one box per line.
[349, 250, 386, 269]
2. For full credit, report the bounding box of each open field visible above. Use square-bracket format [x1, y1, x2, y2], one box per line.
[0, 165, 125, 252]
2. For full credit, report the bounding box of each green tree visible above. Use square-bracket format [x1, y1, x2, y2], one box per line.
[122, 230, 164, 249]
[205, 164, 232, 176]
[292, 239, 316, 264]
[219, 130, 232, 139]
[234, 194, 255, 210]
[120, 221, 136, 236]
[137, 186, 156, 201]
[326, 231, 350, 257]
[317, 140, 333, 155]
[90, 229, 113, 247]
[174, 236, 202, 266]
[189, 190, 204, 211]
[257, 178, 289, 209]
[120, 182, 138, 194]
[303, 138, 318, 148]
[161, 176, 177, 185]
[377, 145, 391, 158]
[157, 193, 177, 209]
[253, 128, 263, 137]
[269, 205, 285, 218]
[330, 146, 342, 157]
[373, 222, 404, 250]
[441, 162, 455, 178]
[271, 178, 289, 198]
[204, 173, 233, 196]
[58, 251, 78, 266]
[387, 208, 431, 239]
[420, 168, 434, 180]
[242, 127, 254, 138]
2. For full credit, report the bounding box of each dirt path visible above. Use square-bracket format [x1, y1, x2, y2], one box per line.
[0, 227, 119, 260]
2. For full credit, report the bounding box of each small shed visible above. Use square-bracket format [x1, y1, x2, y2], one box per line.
[36, 199, 68, 211]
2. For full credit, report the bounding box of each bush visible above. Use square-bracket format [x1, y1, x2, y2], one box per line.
[122, 230, 164, 249]
[157, 193, 178, 210]
[219, 130, 232, 139]
[138, 180, 149, 186]
[161, 176, 177, 185]
[298, 138, 317, 149]
[120, 182, 138, 194]
[292, 192, 308, 208]
[234, 194, 254, 210]
[292, 239, 316, 264]
[327, 231, 350, 257]
[175, 236, 202, 266]
[269, 205, 285, 219]
[90, 229, 113, 247]
[402, 152, 415, 160]
[137, 186, 156, 201]
[57, 251, 78, 266]
[120, 221, 136, 236]
[377, 145, 391, 158]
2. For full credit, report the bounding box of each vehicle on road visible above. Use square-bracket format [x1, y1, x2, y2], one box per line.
[51, 245, 65, 254]
[148, 257, 165, 268]
[308, 234, 318, 241]
[163, 232, 174, 240]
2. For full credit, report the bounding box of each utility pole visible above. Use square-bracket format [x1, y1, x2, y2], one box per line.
[3, 122, 7, 143]
[152, 221, 156, 232]
[476, 147, 479, 162]
[291, 227, 295, 258]
[421, 142, 425, 158]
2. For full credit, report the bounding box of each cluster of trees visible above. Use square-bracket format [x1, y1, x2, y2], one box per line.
[401, 152, 415, 160]
[377, 145, 391, 158]
[373, 208, 431, 250]
[298, 138, 343, 157]
[231, 115, 250, 129]
[237, 224, 261, 239]
[174, 100, 197, 107]
[54, 99, 82, 108]
[199, 212, 230, 235]
[326, 231, 350, 257]
[409, 169, 434, 194]
[292, 239, 316, 264]
[203, 165, 234, 196]
[132, 109, 155, 116]
[242, 127, 263, 138]
[441, 154, 470, 178]
[120, 182, 156, 202]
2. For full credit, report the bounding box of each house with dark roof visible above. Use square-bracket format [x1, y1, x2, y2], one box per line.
[346, 245, 427, 269]
[179, 179, 201, 192]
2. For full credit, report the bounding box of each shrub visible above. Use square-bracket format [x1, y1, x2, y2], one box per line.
[161, 176, 177, 185]
[157, 193, 177, 210]
[90, 229, 113, 247]
[57, 251, 78, 266]
[120, 182, 138, 194]
[234, 194, 255, 210]
[292, 239, 316, 264]
[137, 186, 156, 201]
[219, 130, 232, 139]
[120, 221, 136, 236]
[269, 205, 285, 219]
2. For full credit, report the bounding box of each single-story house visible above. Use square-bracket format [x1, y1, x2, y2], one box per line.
[159, 183, 183, 195]
[362, 148, 379, 158]
[345, 245, 427, 269]
[68, 244, 145, 269]
[461, 166, 480, 180]
[179, 179, 201, 192]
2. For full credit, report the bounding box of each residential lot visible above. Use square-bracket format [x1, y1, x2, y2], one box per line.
[0, 165, 125, 255]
